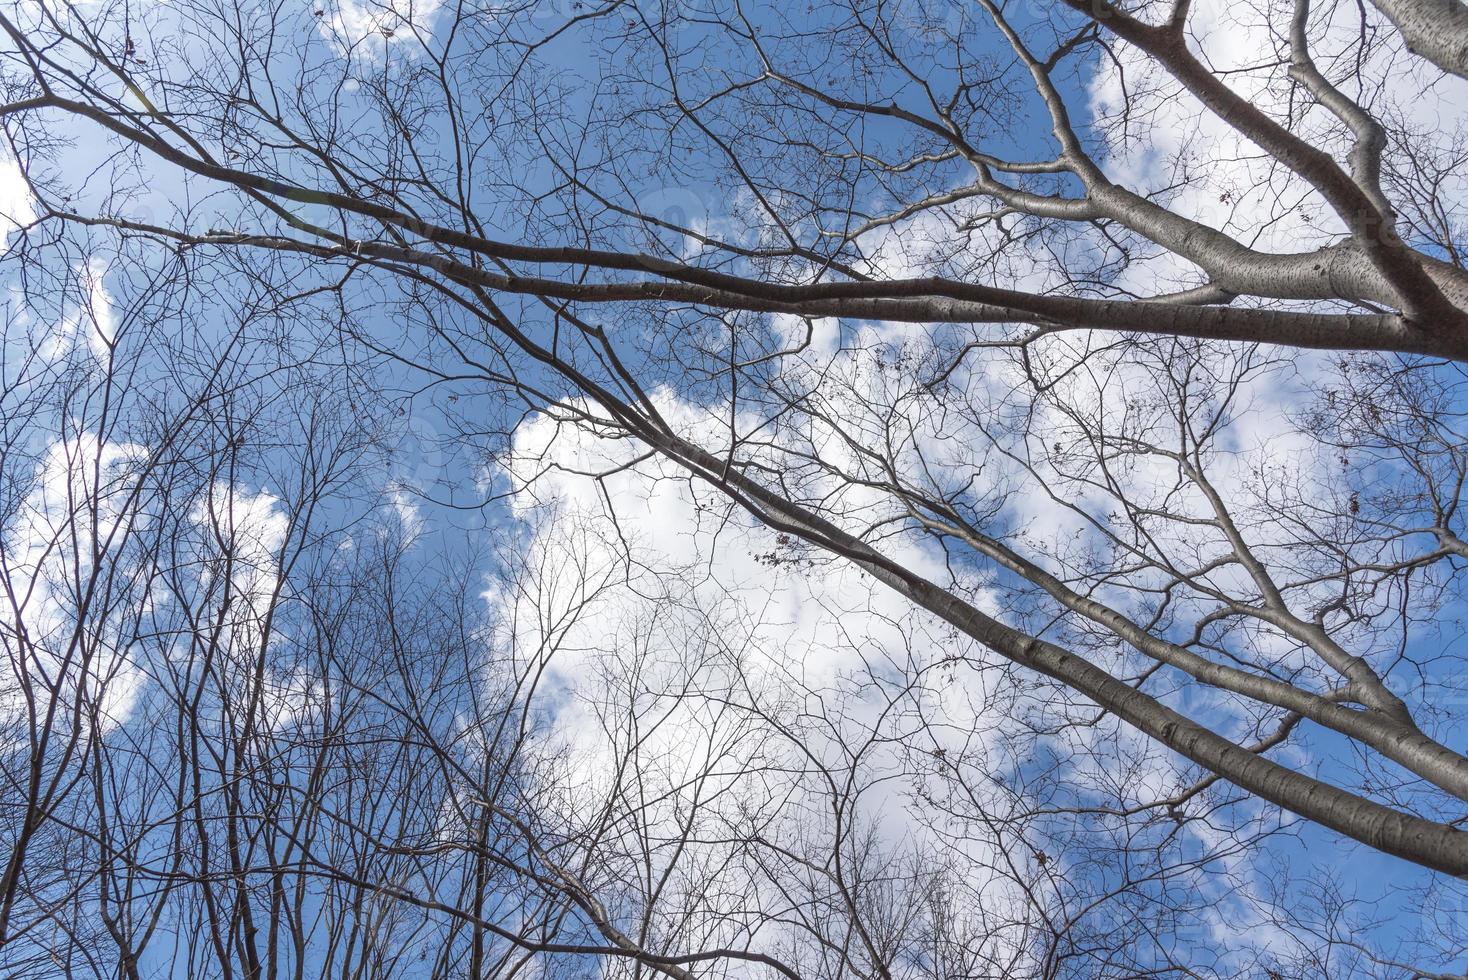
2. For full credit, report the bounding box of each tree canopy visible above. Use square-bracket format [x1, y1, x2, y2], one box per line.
[2, 0, 1468, 976]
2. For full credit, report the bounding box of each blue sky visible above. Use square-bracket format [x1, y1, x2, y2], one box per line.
[2, 0, 1468, 975]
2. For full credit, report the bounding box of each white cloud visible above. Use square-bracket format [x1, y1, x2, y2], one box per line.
[35, 257, 118, 366]
[0, 150, 36, 255]
[0, 431, 150, 736]
[315, 0, 444, 60]
[487, 390, 1150, 973]
[188, 479, 327, 729]
[190, 480, 290, 648]
[476, 285, 1397, 966]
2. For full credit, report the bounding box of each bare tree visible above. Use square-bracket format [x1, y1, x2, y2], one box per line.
[2, 0, 1468, 975]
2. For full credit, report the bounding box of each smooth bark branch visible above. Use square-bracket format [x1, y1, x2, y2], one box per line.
[28, 204, 1461, 359]
[1369, 0, 1468, 79]
[902, 509, 1468, 803]
[1063, 0, 1467, 333]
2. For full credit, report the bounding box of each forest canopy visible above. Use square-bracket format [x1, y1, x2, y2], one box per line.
[2, 0, 1468, 976]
